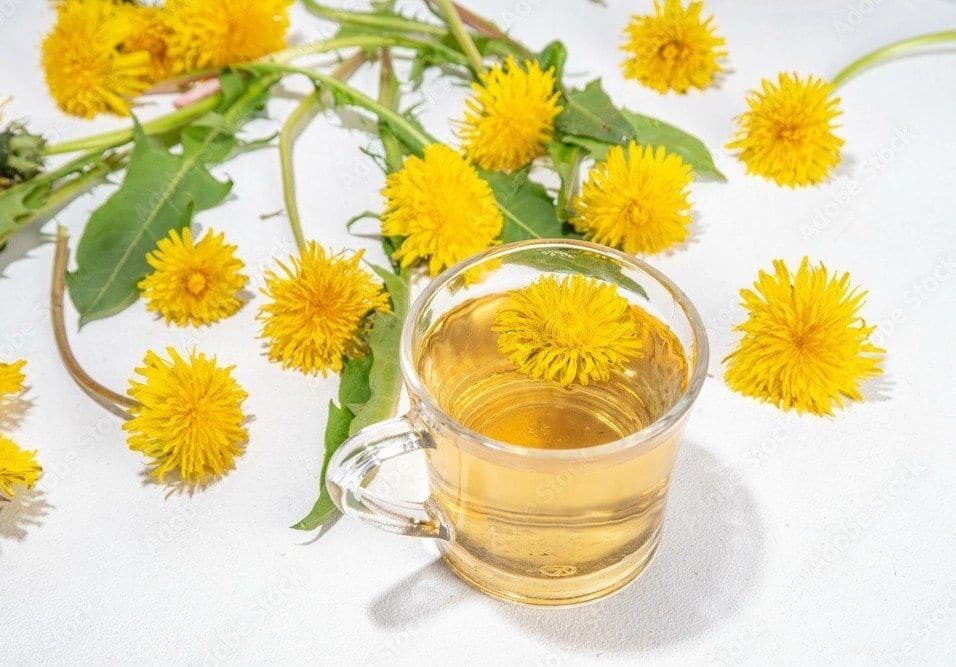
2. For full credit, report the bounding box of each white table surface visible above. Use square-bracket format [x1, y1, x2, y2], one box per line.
[2, 1, 955, 664]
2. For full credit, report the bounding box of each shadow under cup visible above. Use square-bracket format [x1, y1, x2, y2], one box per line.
[329, 240, 709, 606]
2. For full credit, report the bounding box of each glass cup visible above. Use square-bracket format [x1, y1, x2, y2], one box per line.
[326, 239, 709, 606]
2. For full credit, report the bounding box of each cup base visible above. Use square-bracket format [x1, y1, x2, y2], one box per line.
[438, 526, 662, 607]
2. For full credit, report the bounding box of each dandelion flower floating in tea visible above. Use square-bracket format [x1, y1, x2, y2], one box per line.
[164, 0, 293, 73]
[493, 275, 643, 387]
[139, 228, 248, 327]
[573, 142, 693, 255]
[621, 0, 727, 94]
[0, 360, 27, 398]
[41, 0, 151, 118]
[724, 258, 884, 416]
[0, 436, 42, 501]
[123, 348, 248, 485]
[459, 56, 563, 172]
[382, 144, 503, 275]
[257, 243, 391, 376]
[727, 73, 843, 187]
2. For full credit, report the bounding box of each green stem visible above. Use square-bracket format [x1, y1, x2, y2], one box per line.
[377, 50, 405, 175]
[279, 92, 320, 250]
[277, 52, 368, 250]
[831, 30, 956, 88]
[556, 146, 584, 221]
[29, 159, 120, 222]
[426, 0, 532, 57]
[269, 34, 468, 67]
[34, 148, 110, 187]
[43, 95, 221, 155]
[43, 33, 464, 158]
[247, 63, 434, 154]
[435, 0, 486, 76]
[4, 152, 126, 244]
[300, 1, 446, 36]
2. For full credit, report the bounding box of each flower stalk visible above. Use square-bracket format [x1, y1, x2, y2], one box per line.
[831, 30, 956, 88]
[435, 0, 487, 76]
[300, 1, 446, 36]
[279, 51, 368, 250]
[43, 95, 221, 155]
[247, 62, 434, 153]
[51, 227, 136, 414]
[42, 34, 461, 158]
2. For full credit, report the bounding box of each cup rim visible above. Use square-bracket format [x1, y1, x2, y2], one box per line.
[399, 239, 710, 460]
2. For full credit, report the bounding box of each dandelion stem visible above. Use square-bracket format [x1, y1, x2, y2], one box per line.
[247, 63, 434, 154]
[43, 34, 461, 157]
[377, 50, 406, 175]
[556, 145, 585, 221]
[435, 0, 487, 76]
[300, 1, 446, 36]
[279, 52, 368, 250]
[279, 93, 317, 251]
[51, 227, 136, 413]
[425, 0, 532, 57]
[268, 35, 468, 67]
[15, 155, 123, 231]
[831, 30, 956, 88]
[43, 95, 221, 155]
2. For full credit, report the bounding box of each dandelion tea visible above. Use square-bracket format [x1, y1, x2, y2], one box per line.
[416, 290, 690, 604]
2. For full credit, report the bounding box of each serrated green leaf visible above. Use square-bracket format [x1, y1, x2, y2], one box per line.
[557, 80, 724, 181]
[66, 122, 233, 326]
[340, 352, 373, 413]
[0, 151, 116, 245]
[480, 169, 563, 242]
[534, 40, 568, 82]
[291, 401, 353, 530]
[510, 248, 648, 300]
[349, 266, 408, 432]
[67, 72, 279, 325]
[293, 266, 409, 531]
[621, 110, 725, 181]
[348, 311, 403, 434]
[556, 79, 633, 144]
[547, 140, 585, 222]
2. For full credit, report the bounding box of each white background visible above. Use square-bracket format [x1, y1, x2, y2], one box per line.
[2, 1, 955, 664]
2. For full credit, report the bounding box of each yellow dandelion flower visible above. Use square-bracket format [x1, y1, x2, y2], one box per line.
[0, 360, 27, 398]
[459, 56, 563, 172]
[493, 275, 643, 387]
[621, 0, 727, 94]
[727, 73, 843, 187]
[123, 347, 248, 484]
[382, 144, 504, 275]
[120, 3, 174, 83]
[138, 227, 248, 327]
[258, 243, 391, 376]
[164, 0, 293, 73]
[41, 0, 151, 118]
[573, 142, 693, 254]
[724, 258, 884, 416]
[0, 436, 42, 500]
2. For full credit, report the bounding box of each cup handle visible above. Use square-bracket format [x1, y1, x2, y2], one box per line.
[325, 416, 450, 540]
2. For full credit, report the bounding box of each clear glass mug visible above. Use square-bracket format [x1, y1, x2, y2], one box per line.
[326, 239, 708, 606]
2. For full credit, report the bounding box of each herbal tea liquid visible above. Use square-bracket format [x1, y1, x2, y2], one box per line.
[416, 292, 689, 604]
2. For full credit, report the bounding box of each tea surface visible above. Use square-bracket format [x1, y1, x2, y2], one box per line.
[417, 292, 688, 448]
